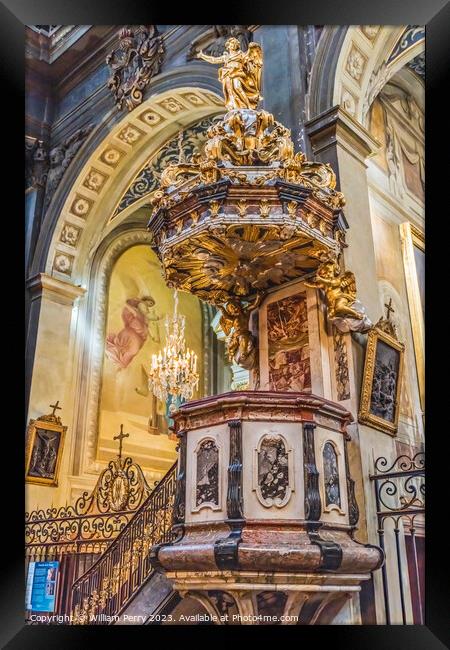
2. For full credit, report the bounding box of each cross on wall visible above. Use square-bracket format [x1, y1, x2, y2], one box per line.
[113, 424, 130, 459]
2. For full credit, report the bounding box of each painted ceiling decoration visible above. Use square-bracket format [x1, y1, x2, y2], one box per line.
[387, 26, 425, 65]
[113, 114, 222, 218]
[407, 53, 425, 80]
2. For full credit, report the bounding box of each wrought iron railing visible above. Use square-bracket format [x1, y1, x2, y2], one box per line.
[70, 461, 177, 624]
[370, 452, 425, 625]
[25, 454, 153, 616]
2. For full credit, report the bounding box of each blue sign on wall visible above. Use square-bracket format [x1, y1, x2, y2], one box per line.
[26, 561, 59, 612]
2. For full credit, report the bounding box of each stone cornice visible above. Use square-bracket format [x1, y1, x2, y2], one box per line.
[26, 272, 86, 303]
[306, 105, 381, 164]
[172, 390, 353, 435]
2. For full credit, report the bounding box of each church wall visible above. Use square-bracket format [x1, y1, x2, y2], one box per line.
[98, 244, 203, 472]
[26, 275, 86, 511]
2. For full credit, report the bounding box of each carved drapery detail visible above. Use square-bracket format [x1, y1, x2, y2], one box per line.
[172, 431, 187, 525]
[226, 419, 244, 520]
[106, 25, 165, 111]
[302, 421, 321, 521]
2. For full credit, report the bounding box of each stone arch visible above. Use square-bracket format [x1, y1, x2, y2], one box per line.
[309, 26, 424, 126]
[31, 85, 224, 284]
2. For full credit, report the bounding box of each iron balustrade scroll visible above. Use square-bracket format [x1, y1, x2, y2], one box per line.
[70, 461, 177, 624]
[25, 453, 154, 617]
[370, 452, 425, 625]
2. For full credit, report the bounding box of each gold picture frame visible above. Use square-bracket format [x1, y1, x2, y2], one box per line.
[358, 326, 405, 435]
[25, 416, 66, 487]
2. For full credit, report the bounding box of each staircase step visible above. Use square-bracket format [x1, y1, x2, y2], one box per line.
[114, 571, 176, 625]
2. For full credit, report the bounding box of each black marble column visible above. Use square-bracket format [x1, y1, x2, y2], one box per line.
[302, 421, 322, 521]
[172, 430, 187, 527]
[226, 419, 244, 521]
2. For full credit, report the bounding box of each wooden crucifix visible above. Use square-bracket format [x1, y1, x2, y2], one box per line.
[113, 424, 130, 459]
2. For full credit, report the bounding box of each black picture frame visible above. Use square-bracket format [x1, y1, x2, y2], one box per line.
[9, 1, 448, 647]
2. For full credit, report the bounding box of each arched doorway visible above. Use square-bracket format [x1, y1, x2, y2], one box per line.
[26, 87, 231, 510]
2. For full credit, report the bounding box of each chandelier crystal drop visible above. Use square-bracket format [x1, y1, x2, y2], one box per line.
[148, 290, 199, 411]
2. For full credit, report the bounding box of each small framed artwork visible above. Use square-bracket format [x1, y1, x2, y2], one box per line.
[358, 325, 405, 435]
[25, 415, 67, 487]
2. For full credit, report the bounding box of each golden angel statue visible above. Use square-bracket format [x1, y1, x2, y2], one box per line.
[304, 257, 363, 321]
[219, 295, 261, 369]
[197, 37, 263, 110]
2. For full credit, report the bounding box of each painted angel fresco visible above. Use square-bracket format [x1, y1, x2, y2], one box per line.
[105, 296, 161, 369]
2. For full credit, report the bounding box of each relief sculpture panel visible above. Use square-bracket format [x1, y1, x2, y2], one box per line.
[267, 294, 311, 392]
[254, 435, 292, 508]
[195, 439, 220, 509]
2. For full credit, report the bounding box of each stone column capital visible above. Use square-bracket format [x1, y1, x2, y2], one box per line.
[26, 272, 86, 305]
[305, 105, 381, 164]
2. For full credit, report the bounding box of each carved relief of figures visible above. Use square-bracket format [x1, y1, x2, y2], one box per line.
[25, 138, 48, 189]
[43, 125, 94, 211]
[29, 429, 59, 478]
[26, 411, 66, 487]
[256, 435, 291, 507]
[197, 38, 262, 110]
[369, 340, 400, 423]
[323, 442, 341, 509]
[359, 324, 404, 435]
[196, 440, 219, 507]
[267, 294, 311, 392]
[106, 25, 165, 111]
[188, 25, 251, 61]
[105, 295, 161, 369]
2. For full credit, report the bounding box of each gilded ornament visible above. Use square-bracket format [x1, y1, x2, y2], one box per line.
[197, 38, 262, 110]
[209, 200, 221, 217]
[286, 201, 298, 217]
[149, 39, 350, 366]
[219, 295, 261, 369]
[236, 199, 247, 216]
[304, 254, 370, 329]
[259, 199, 271, 217]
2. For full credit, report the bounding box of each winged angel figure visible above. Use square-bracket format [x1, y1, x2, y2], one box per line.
[198, 38, 263, 110]
[304, 257, 363, 322]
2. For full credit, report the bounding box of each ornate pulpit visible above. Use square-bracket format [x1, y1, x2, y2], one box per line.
[148, 37, 382, 624]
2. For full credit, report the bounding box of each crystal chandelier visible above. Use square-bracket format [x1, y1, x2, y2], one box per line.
[148, 290, 199, 412]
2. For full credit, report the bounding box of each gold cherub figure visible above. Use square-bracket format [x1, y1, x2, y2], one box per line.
[304, 256, 363, 321]
[197, 37, 263, 110]
[219, 295, 261, 369]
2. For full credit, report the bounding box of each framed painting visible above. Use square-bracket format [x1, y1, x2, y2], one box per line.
[358, 326, 405, 435]
[25, 417, 66, 487]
